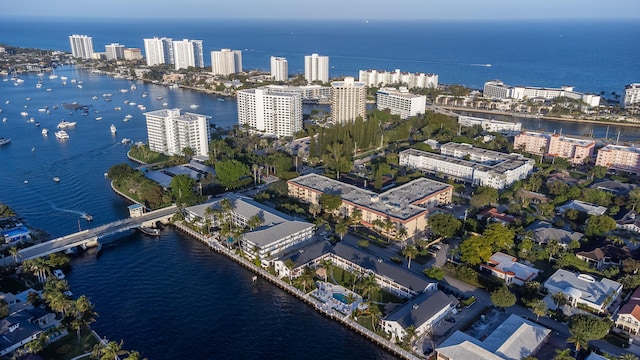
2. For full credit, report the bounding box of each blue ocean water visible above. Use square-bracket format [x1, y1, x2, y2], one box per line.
[1, 18, 638, 93]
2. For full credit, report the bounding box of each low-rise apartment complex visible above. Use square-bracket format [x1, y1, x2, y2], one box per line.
[595, 144, 640, 175]
[359, 69, 438, 89]
[483, 80, 600, 107]
[458, 116, 522, 134]
[376, 87, 426, 119]
[288, 174, 453, 239]
[399, 143, 534, 189]
[514, 131, 595, 164]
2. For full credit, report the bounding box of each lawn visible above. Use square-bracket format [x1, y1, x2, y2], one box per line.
[40, 332, 99, 360]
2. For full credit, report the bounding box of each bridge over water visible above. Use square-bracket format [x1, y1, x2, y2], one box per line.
[18, 205, 178, 262]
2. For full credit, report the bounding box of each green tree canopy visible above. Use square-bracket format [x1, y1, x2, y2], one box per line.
[170, 174, 197, 207]
[470, 186, 499, 208]
[482, 223, 516, 251]
[568, 314, 612, 352]
[215, 159, 250, 189]
[459, 235, 493, 265]
[429, 213, 462, 238]
[318, 194, 342, 214]
[490, 286, 516, 308]
[423, 267, 445, 281]
[585, 215, 617, 237]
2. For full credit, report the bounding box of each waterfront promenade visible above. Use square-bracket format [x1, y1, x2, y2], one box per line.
[172, 222, 420, 360]
[17, 206, 178, 262]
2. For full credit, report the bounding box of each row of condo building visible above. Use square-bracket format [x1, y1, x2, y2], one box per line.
[514, 130, 640, 173]
[483, 80, 602, 107]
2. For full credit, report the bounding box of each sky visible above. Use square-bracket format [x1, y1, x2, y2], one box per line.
[4, 0, 640, 20]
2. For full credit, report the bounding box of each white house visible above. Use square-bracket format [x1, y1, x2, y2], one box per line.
[479, 252, 540, 286]
[544, 269, 622, 314]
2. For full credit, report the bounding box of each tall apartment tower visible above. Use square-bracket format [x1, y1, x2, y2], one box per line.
[270, 56, 288, 82]
[143, 37, 174, 66]
[331, 77, 367, 123]
[304, 53, 329, 83]
[68, 34, 94, 59]
[105, 43, 125, 61]
[237, 88, 302, 137]
[144, 108, 210, 157]
[623, 83, 640, 109]
[211, 49, 243, 76]
[173, 39, 204, 70]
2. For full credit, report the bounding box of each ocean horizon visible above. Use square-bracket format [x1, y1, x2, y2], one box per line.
[1, 18, 638, 94]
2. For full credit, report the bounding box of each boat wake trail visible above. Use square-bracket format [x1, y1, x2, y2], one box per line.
[51, 204, 85, 217]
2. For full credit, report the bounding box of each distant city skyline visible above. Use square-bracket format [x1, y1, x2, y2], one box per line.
[4, 0, 640, 20]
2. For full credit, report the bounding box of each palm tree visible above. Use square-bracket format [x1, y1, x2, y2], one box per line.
[25, 332, 49, 354]
[99, 340, 128, 360]
[568, 331, 588, 352]
[335, 220, 348, 240]
[402, 245, 419, 269]
[382, 218, 395, 242]
[360, 273, 379, 301]
[619, 354, 640, 360]
[247, 214, 263, 230]
[125, 351, 148, 360]
[552, 292, 568, 309]
[528, 298, 547, 321]
[8, 246, 19, 263]
[284, 259, 296, 284]
[322, 259, 333, 283]
[395, 225, 408, 243]
[47, 252, 71, 269]
[403, 325, 418, 347]
[368, 304, 382, 332]
[72, 295, 98, 343]
[553, 348, 573, 360]
[297, 267, 315, 293]
[350, 209, 362, 230]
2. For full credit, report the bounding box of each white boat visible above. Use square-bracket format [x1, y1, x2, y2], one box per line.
[36, 83, 42, 89]
[25, 97, 31, 101]
[38, 108, 47, 112]
[92, 95, 98, 100]
[110, 124, 117, 134]
[20, 111, 28, 117]
[119, 88, 129, 93]
[53, 176, 60, 183]
[114, 107, 122, 111]
[2, 118, 7, 122]
[142, 92, 148, 98]
[129, 102, 136, 106]
[189, 104, 199, 109]
[49, 74, 58, 80]
[102, 93, 113, 97]
[46, 88, 52, 92]
[0, 138, 11, 145]
[53, 269, 65, 279]
[138, 105, 146, 111]
[42, 128, 48, 136]
[162, 102, 168, 106]
[55, 130, 69, 139]
[157, 96, 163, 100]
[124, 114, 133, 120]
[57, 120, 77, 129]
[77, 85, 83, 89]
[96, 117, 103, 121]
[131, 84, 137, 91]
[121, 138, 131, 144]
[60, 76, 68, 81]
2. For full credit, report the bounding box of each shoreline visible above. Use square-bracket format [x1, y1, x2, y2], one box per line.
[441, 106, 640, 128]
[172, 222, 420, 360]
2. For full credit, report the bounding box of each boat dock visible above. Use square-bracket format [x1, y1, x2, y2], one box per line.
[173, 222, 419, 360]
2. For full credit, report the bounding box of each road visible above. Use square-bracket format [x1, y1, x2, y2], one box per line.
[17, 206, 178, 262]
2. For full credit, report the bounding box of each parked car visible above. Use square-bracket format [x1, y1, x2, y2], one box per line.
[445, 318, 456, 323]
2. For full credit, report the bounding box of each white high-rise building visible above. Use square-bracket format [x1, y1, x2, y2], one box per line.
[143, 37, 174, 66]
[304, 53, 329, 83]
[376, 87, 426, 119]
[359, 69, 438, 89]
[331, 77, 366, 123]
[237, 88, 302, 137]
[623, 83, 640, 109]
[144, 108, 210, 157]
[69, 34, 94, 59]
[105, 43, 125, 61]
[211, 49, 243, 76]
[172, 39, 204, 70]
[270, 56, 288, 81]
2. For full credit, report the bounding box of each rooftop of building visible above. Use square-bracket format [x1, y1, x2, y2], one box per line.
[377, 88, 426, 99]
[437, 314, 550, 360]
[238, 87, 302, 98]
[288, 173, 451, 221]
[360, 69, 437, 76]
[482, 252, 540, 282]
[598, 144, 640, 154]
[544, 269, 622, 306]
[525, 220, 583, 245]
[549, 133, 595, 146]
[556, 200, 607, 216]
[589, 179, 637, 195]
[144, 108, 210, 120]
[383, 289, 458, 329]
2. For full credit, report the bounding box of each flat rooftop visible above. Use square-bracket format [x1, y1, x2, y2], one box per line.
[545, 269, 622, 306]
[289, 174, 451, 220]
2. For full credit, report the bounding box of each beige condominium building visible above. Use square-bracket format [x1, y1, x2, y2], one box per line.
[288, 174, 453, 239]
[331, 77, 366, 124]
[514, 131, 595, 164]
[596, 144, 640, 175]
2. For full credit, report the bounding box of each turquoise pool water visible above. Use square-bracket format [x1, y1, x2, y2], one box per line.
[333, 292, 349, 304]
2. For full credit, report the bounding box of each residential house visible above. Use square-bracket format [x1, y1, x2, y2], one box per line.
[614, 209, 640, 234]
[544, 269, 623, 314]
[589, 180, 637, 196]
[556, 200, 608, 216]
[381, 290, 458, 341]
[479, 252, 540, 286]
[476, 208, 520, 226]
[525, 220, 583, 247]
[615, 287, 640, 335]
[0, 312, 42, 356]
[576, 245, 631, 270]
[436, 314, 551, 360]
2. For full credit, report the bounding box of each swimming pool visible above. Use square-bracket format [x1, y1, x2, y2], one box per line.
[333, 292, 349, 304]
